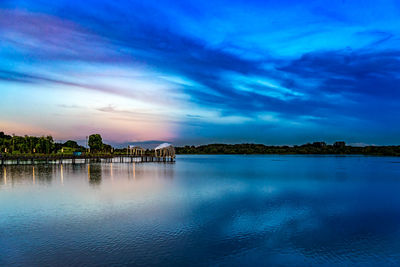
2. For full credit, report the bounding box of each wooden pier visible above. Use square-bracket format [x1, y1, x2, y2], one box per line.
[0, 154, 175, 166]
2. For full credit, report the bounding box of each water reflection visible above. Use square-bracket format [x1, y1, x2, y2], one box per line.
[110, 162, 114, 182]
[3, 167, 6, 185]
[0, 162, 176, 193]
[2, 156, 400, 266]
[60, 164, 63, 185]
[0, 165, 54, 186]
[88, 164, 102, 187]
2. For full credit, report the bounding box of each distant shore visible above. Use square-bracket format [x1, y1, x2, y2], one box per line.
[2, 131, 400, 157]
[175, 143, 400, 156]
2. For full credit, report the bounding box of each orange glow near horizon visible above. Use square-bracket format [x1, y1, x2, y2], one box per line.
[0, 110, 178, 143]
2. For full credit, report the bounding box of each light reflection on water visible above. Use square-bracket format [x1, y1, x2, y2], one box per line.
[1, 155, 400, 266]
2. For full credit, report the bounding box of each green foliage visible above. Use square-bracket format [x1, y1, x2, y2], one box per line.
[0, 132, 111, 155]
[0, 132, 55, 154]
[2, 131, 400, 157]
[86, 134, 113, 153]
[175, 143, 400, 156]
[58, 147, 76, 154]
[88, 134, 103, 152]
[102, 144, 113, 153]
[64, 140, 80, 148]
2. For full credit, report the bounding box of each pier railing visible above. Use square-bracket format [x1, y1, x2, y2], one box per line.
[0, 154, 175, 165]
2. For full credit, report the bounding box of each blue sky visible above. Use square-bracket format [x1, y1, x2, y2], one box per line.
[1, 0, 400, 145]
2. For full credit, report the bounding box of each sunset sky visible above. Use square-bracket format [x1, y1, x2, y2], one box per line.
[1, 0, 400, 145]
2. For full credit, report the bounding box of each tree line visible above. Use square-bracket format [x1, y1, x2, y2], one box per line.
[175, 142, 400, 156]
[0, 132, 113, 155]
[3, 132, 400, 156]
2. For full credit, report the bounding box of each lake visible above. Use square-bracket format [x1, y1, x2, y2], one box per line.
[1, 155, 400, 266]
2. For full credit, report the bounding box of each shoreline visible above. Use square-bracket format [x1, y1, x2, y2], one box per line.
[176, 153, 400, 157]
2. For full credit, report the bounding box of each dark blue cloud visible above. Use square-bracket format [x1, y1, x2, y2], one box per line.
[279, 50, 400, 119]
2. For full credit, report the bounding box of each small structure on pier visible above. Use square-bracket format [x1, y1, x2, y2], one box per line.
[128, 145, 144, 156]
[154, 143, 175, 159]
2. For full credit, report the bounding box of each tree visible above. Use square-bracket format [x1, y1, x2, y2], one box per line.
[102, 144, 113, 153]
[64, 140, 80, 148]
[88, 134, 103, 152]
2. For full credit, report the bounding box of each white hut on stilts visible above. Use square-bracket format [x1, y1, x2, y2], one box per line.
[127, 145, 145, 156]
[154, 143, 175, 159]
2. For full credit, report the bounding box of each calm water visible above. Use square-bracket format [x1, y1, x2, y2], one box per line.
[2, 155, 400, 266]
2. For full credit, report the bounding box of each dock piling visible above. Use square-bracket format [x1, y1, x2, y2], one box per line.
[0, 153, 175, 166]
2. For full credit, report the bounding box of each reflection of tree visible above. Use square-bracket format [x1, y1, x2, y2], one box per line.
[71, 164, 87, 174]
[88, 164, 102, 187]
[35, 165, 53, 183]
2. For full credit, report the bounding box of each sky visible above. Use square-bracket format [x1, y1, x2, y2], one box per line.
[1, 0, 400, 146]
